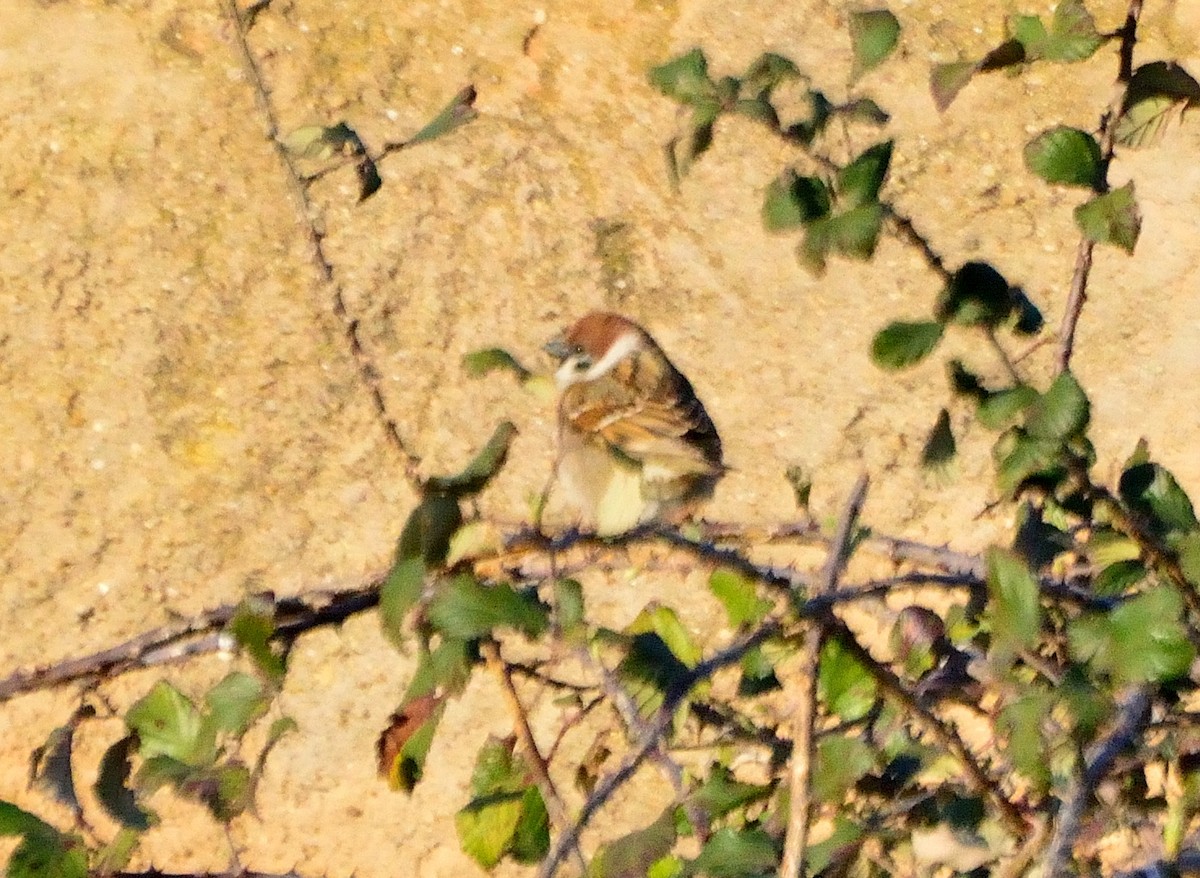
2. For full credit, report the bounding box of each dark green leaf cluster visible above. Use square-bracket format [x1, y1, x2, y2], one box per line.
[931, 0, 1106, 111]
[648, 48, 891, 195]
[376, 423, 548, 796]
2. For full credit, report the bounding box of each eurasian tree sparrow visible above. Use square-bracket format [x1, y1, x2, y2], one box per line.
[544, 312, 724, 535]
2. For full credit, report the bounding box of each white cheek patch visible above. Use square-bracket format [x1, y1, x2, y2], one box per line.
[554, 332, 641, 389]
[584, 332, 640, 381]
[555, 357, 584, 389]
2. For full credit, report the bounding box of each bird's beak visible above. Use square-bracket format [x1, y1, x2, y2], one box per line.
[543, 334, 570, 361]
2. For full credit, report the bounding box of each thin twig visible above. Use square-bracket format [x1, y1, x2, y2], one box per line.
[986, 327, 1023, 385]
[481, 639, 587, 874]
[1056, 0, 1143, 374]
[537, 618, 783, 878]
[580, 649, 711, 839]
[222, 0, 423, 491]
[1043, 686, 1152, 878]
[883, 206, 953, 283]
[0, 582, 382, 702]
[826, 612, 1029, 834]
[780, 475, 870, 878]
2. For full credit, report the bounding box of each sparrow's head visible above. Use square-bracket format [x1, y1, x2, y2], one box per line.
[545, 312, 647, 389]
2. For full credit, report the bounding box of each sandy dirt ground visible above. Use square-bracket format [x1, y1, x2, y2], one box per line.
[2, 0, 1199, 874]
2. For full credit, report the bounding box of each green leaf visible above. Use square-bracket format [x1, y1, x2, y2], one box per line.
[1070, 586, 1195, 684]
[126, 681, 217, 767]
[1024, 126, 1102, 188]
[405, 637, 477, 700]
[830, 202, 888, 260]
[95, 736, 154, 830]
[690, 827, 779, 877]
[134, 755, 196, 794]
[92, 827, 140, 876]
[937, 261, 1013, 327]
[618, 632, 693, 717]
[648, 856, 686, 878]
[1179, 532, 1200, 587]
[819, 638, 877, 722]
[977, 385, 1039, 429]
[870, 321, 944, 370]
[1012, 0, 1103, 62]
[1119, 462, 1199, 537]
[455, 738, 548, 868]
[1094, 559, 1146, 596]
[813, 735, 875, 803]
[227, 599, 286, 685]
[665, 103, 720, 183]
[688, 765, 773, 821]
[733, 97, 778, 125]
[427, 574, 549, 640]
[0, 801, 58, 839]
[591, 807, 677, 878]
[649, 49, 716, 106]
[930, 62, 977, 112]
[457, 776, 523, 865]
[837, 141, 893, 208]
[1074, 182, 1141, 253]
[1026, 371, 1089, 441]
[740, 53, 800, 99]
[993, 430, 1066, 496]
[838, 97, 890, 125]
[2, 811, 87, 878]
[553, 578, 586, 640]
[986, 548, 1041, 665]
[1117, 62, 1200, 148]
[921, 408, 956, 469]
[1010, 15, 1048, 56]
[850, 10, 900, 77]
[405, 85, 478, 147]
[806, 817, 864, 875]
[424, 421, 518, 497]
[397, 494, 462, 566]
[738, 643, 781, 696]
[204, 762, 253, 821]
[709, 568, 772, 628]
[508, 786, 550, 863]
[205, 672, 268, 737]
[462, 347, 532, 381]
[380, 557, 426, 649]
[282, 121, 364, 161]
[267, 716, 299, 746]
[762, 171, 830, 231]
[627, 604, 702, 668]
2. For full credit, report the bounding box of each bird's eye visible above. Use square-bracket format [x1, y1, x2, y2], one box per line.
[573, 356, 592, 371]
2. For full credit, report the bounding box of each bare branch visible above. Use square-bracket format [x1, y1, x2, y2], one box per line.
[1056, 0, 1144, 374]
[781, 475, 869, 878]
[481, 639, 586, 873]
[537, 619, 783, 878]
[221, 0, 424, 491]
[1043, 686, 1152, 878]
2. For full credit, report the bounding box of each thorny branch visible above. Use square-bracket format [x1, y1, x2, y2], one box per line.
[223, 0, 424, 492]
[0, 521, 1106, 703]
[1056, 0, 1144, 374]
[780, 475, 869, 878]
[1043, 686, 1152, 878]
[481, 639, 587, 873]
[536, 620, 785, 878]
